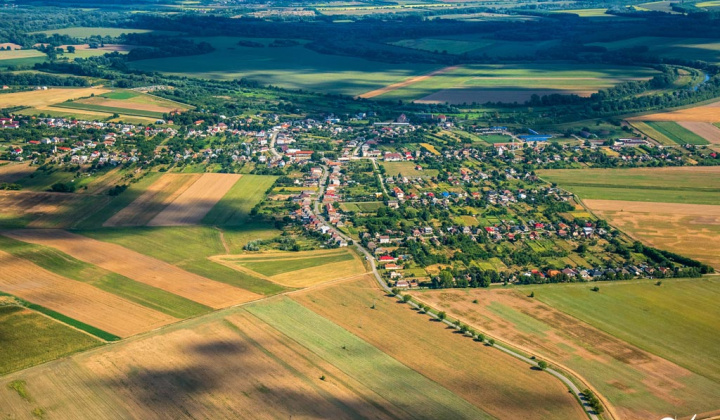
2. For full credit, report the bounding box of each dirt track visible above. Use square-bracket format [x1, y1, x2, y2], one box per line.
[0, 250, 176, 337]
[357, 66, 459, 99]
[148, 173, 241, 226]
[3, 230, 261, 308]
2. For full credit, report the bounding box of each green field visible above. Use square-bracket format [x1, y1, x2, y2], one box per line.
[0, 49, 47, 68]
[339, 201, 384, 212]
[382, 161, 438, 178]
[644, 121, 709, 145]
[128, 37, 438, 96]
[239, 252, 354, 276]
[246, 298, 493, 419]
[539, 167, 720, 205]
[82, 226, 286, 295]
[53, 102, 164, 119]
[551, 8, 611, 17]
[202, 175, 277, 226]
[0, 306, 101, 375]
[590, 36, 720, 64]
[534, 278, 720, 383]
[478, 134, 514, 144]
[0, 234, 211, 319]
[32, 27, 154, 37]
[391, 36, 560, 58]
[374, 63, 657, 102]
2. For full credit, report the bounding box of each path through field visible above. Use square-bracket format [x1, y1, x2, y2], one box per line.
[357, 65, 458, 98]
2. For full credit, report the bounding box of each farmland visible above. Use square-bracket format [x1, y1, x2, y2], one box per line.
[390, 36, 561, 58]
[32, 27, 154, 37]
[628, 99, 720, 123]
[413, 280, 720, 419]
[0, 190, 111, 229]
[590, 36, 720, 64]
[370, 63, 657, 103]
[202, 175, 277, 226]
[212, 248, 367, 288]
[0, 87, 110, 109]
[0, 49, 47, 68]
[538, 166, 720, 205]
[677, 121, 720, 144]
[0, 162, 34, 183]
[293, 276, 586, 420]
[381, 161, 438, 178]
[128, 36, 438, 96]
[56, 89, 191, 119]
[634, 121, 709, 145]
[0, 306, 100, 376]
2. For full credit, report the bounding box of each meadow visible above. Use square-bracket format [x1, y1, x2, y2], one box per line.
[338, 201, 383, 212]
[0, 87, 110, 109]
[590, 36, 720, 64]
[128, 36, 438, 96]
[414, 281, 720, 419]
[202, 175, 277, 226]
[0, 49, 47, 68]
[56, 89, 191, 119]
[32, 27, 154, 37]
[538, 166, 720, 205]
[640, 121, 709, 145]
[550, 8, 611, 17]
[0, 306, 100, 375]
[390, 35, 561, 58]
[372, 63, 657, 103]
[381, 161, 438, 178]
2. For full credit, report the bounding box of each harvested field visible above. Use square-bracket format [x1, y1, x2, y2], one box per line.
[0, 250, 176, 337]
[357, 65, 456, 98]
[294, 276, 586, 420]
[3, 229, 261, 308]
[0, 162, 34, 183]
[677, 121, 720, 144]
[104, 173, 201, 227]
[202, 175, 277, 226]
[0, 87, 110, 108]
[148, 173, 241, 226]
[417, 88, 596, 104]
[584, 199, 720, 269]
[414, 284, 720, 419]
[0, 190, 110, 229]
[629, 100, 720, 123]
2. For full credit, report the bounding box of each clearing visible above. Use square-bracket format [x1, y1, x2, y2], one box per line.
[148, 173, 242, 227]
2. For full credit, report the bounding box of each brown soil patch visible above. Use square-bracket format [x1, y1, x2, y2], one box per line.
[629, 100, 720, 123]
[148, 173, 241, 226]
[0, 250, 176, 337]
[0, 43, 22, 50]
[357, 65, 459, 99]
[584, 199, 720, 269]
[677, 121, 720, 144]
[0, 162, 34, 183]
[417, 88, 594, 105]
[414, 287, 711, 419]
[104, 173, 201, 227]
[2, 229, 260, 308]
[294, 275, 586, 420]
[0, 310, 409, 419]
[0, 87, 110, 108]
[61, 43, 133, 52]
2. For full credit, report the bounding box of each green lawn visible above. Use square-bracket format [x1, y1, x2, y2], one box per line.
[203, 175, 277, 226]
[239, 252, 354, 276]
[534, 278, 720, 383]
[538, 167, 720, 205]
[0, 306, 100, 375]
[645, 121, 709, 145]
[0, 235, 211, 319]
[81, 226, 286, 295]
[128, 36, 438, 96]
[246, 298, 493, 419]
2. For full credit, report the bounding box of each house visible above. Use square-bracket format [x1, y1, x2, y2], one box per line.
[378, 235, 390, 244]
[385, 263, 403, 270]
[378, 255, 397, 263]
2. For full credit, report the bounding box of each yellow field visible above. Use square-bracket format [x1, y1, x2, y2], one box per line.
[629, 100, 720, 123]
[0, 87, 110, 108]
[420, 142, 441, 155]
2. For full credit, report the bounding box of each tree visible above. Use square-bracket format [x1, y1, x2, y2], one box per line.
[537, 361, 548, 370]
[67, 45, 76, 54]
[402, 294, 412, 303]
[487, 338, 495, 346]
[528, 291, 535, 298]
[437, 311, 446, 321]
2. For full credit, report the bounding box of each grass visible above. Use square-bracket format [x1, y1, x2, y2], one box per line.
[239, 252, 354, 276]
[382, 161, 438, 178]
[81, 225, 286, 295]
[0, 306, 100, 375]
[54, 102, 164, 119]
[202, 175, 277, 226]
[246, 297, 493, 419]
[31, 27, 154, 37]
[0, 234, 211, 319]
[128, 36, 438, 96]
[339, 201, 384, 212]
[478, 134, 514, 144]
[550, 8, 611, 17]
[0, 49, 47, 68]
[391, 36, 560, 58]
[645, 121, 709, 145]
[534, 278, 720, 383]
[590, 36, 720, 64]
[538, 167, 720, 205]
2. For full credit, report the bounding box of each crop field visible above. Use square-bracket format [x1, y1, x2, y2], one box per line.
[0, 162, 34, 183]
[0, 306, 100, 375]
[293, 276, 586, 420]
[538, 166, 720, 205]
[56, 89, 191, 118]
[381, 161, 438, 178]
[0, 87, 110, 109]
[128, 36, 437, 96]
[584, 199, 720, 269]
[104, 173, 201, 227]
[3, 229, 261, 308]
[338, 201, 383, 212]
[551, 8, 611, 17]
[390, 36, 560, 58]
[629, 99, 720, 123]
[202, 175, 277, 226]
[0, 249, 177, 338]
[148, 173, 242, 226]
[591, 36, 720, 64]
[212, 249, 366, 288]
[32, 27, 154, 37]
[371, 63, 656, 103]
[0, 190, 111, 229]
[636, 121, 709, 145]
[677, 121, 720, 144]
[0, 49, 47, 67]
[414, 282, 720, 419]
[478, 133, 514, 143]
[247, 297, 497, 419]
[628, 121, 678, 145]
[82, 226, 286, 295]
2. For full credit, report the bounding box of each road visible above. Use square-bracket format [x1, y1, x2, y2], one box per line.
[370, 158, 389, 197]
[307, 163, 604, 419]
[268, 130, 281, 160]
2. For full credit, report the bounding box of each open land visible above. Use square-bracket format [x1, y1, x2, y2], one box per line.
[584, 199, 720, 269]
[202, 174, 277, 226]
[413, 280, 720, 419]
[0, 249, 177, 337]
[293, 275, 586, 420]
[633, 121, 709, 145]
[32, 27, 155, 37]
[0, 306, 100, 376]
[0, 190, 111, 229]
[128, 36, 438, 96]
[2, 229, 261, 308]
[590, 36, 720, 64]
[676, 121, 720, 144]
[0, 162, 35, 183]
[0, 87, 110, 109]
[381, 161, 439, 178]
[56, 89, 191, 118]
[390, 36, 561, 58]
[628, 100, 720, 122]
[148, 173, 242, 226]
